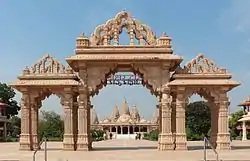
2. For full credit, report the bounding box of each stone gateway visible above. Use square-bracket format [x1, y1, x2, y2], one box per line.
[10, 11, 240, 151]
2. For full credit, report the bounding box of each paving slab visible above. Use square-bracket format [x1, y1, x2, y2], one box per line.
[0, 140, 249, 161]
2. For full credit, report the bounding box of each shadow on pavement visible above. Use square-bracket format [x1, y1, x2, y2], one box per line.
[231, 145, 250, 150]
[92, 146, 157, 151]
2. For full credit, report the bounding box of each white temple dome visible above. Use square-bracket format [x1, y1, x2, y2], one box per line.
[140, 119, 147, 123]
[116, 114, 131, 123]
[103, 118, 111, 123]
[98, 100, 153, 124]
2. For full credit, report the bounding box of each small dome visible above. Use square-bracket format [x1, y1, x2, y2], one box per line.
[140, 119, 147, 123]
[102, 117, 111, 123]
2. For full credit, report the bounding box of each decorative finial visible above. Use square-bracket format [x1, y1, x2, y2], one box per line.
[161, 32, 167, 37]
[22, 66, 30, 75]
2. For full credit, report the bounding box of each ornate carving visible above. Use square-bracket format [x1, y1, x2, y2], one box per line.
[87, 66, 114, 95]
[90, 10, 157, 46]
[14, 80, 79, 85]
[134, 65, 161, 94]
[25, 54, 73, 75]
[184, 54, 227, 74]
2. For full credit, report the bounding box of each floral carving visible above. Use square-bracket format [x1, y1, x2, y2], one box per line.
[25, 54, 73, 75]
[184, 54, 227, 74]
[90, 10, 157, 46]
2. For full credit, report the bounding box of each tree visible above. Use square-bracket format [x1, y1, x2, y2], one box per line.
[229, 109, 244, 138]
[186, 101, 211, 140]
[0, 83, 20, 118]
[7, 116, 21, 137]
[38, 110, 64, 141]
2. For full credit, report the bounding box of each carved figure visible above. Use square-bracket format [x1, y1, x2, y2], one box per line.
[29, 54, 67, 74]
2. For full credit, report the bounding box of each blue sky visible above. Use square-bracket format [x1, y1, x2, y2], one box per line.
[1, 0, 250, 119]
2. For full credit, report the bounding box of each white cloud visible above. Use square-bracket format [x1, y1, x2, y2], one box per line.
[218, 0, 250, 33]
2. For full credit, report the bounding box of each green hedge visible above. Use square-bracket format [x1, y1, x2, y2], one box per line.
[143, 130, 159, 141]
[91, 129, 104, 142]
[0, 137, 18, 142]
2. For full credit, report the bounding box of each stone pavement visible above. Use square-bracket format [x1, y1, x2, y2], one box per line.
[0, 139, 250, 161]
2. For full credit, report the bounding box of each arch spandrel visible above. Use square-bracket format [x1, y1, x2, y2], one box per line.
[89, 10, 157, 46]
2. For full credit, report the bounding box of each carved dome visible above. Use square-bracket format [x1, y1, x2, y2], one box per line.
[99, 100, 152, 124]
[103, 117, 111, 123]
[116, 114, 131, 123]
[140, 118, 147, 123]
[90, 108, 99, 124]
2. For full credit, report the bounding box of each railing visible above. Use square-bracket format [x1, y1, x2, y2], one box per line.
[204, 137, 219, 161]
[33, 138, 47, 161]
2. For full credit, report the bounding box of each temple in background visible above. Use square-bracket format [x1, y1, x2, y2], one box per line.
[90, 100, 159, 139]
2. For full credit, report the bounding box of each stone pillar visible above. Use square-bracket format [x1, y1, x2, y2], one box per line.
[116, 126, 118, 134]
[19, 90, 32, 150]
[72, 95, 78, 150]
[30, 96, 40, 150]
[175, 91, 187, 150]
[121, 126, 123, 134]
[158, 86, 174, 150]
[242, 121, 247, 141]
[216, 93, 230, 150]
[77, 86, 91, 151]
[157, 95, 162, 133]
[210, 102, 218, 147]
[63, 87, 74, 150]
[128, 126, 130, 134]
[171, 93, 176, 146]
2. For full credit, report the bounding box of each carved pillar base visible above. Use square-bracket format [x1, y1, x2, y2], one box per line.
[77, 134, 91, 151]
[175, 133, 187, 150]
[31, 135, 39, 150]
[158, 133, 175, 150]
[210, 134, 217, 148]
[216, 133, 231, 150]
[63, 134, 75, 150]
[19, 134, 31, 150]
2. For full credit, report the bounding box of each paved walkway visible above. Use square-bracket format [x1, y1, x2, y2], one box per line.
[0, 139, 250, 161]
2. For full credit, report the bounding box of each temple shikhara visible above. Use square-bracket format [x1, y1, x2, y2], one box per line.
[91, 100, 158, 139]
[10, 10, 240, 151]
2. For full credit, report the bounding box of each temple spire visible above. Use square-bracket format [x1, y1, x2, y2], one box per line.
[121, 99, 130, 115]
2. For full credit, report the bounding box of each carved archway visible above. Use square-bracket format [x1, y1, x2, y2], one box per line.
[10, 10, 240, 152]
